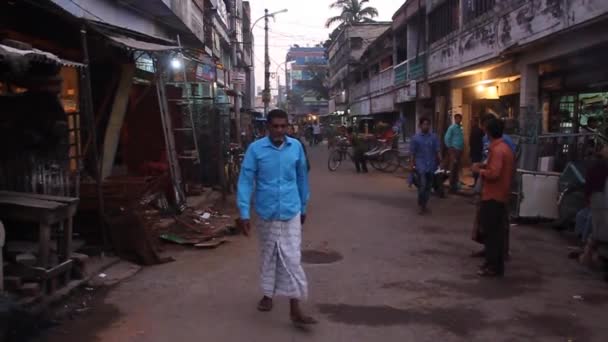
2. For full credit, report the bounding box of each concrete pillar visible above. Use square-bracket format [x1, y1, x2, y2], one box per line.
[519, 64, 540, 170]
[450, 88, 464, 121]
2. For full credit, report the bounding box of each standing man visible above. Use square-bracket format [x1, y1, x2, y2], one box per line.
[444, 113, 464, 193]
[312, 121, 322, 146]
[410, 117, 442, 215]
[237, 109, 317, 326]
[472, 118, 514, 277]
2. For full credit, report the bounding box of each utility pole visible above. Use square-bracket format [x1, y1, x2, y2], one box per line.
[231, 0, 242, 145]
[263, 8, 270, 116]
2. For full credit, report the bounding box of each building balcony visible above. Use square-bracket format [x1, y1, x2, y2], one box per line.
[427, 0, 608, 80]
[369, 68, 394, 94]
[394, 53, 426, 86]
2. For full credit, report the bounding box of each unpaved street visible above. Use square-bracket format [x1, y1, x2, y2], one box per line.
[42, 147, 608, 342]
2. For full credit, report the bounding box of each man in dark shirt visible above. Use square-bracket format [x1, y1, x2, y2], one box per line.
[410, 117, 442, 214]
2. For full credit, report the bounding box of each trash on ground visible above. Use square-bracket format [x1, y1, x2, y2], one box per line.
[194, 238, 228, 249]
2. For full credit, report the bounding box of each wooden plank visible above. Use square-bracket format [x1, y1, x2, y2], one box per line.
[0, 196, 64, 210]
[0, 191, 78, 205]
[30, 260, 73, 279]
[0, 204, 71, 225]
[38, 223, 51, 268]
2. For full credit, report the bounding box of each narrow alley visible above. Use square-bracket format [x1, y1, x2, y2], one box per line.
[41, 147, 608, 342]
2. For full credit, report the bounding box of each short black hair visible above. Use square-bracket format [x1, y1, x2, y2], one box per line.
[454, 114, 463, 119]
[588, 117, 598, 124]
[419, 116, 431, 125]
[267, 109, 288, 123]
[485, 118, 504, 139]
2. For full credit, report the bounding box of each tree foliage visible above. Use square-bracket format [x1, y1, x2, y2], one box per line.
[325, 0, 379, 28]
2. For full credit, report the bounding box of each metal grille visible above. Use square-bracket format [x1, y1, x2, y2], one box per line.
[429, 0, 460, 44]
[463, 0, 495, 22]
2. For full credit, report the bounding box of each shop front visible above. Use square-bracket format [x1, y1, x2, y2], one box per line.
[536, 42, 608, 172]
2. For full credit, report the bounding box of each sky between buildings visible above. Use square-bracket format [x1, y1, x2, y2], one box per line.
[250, 0, 402, 93]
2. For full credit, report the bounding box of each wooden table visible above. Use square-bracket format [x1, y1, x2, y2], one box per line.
[0, 191, 79, 292]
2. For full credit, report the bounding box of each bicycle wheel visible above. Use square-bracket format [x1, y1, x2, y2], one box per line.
[382, 150, 400, 173]
[328, 149, 343, 171]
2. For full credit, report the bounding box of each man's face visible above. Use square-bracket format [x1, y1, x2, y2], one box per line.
[455, 115, 462, 125]
[420, 121, 430, 133]
[268, 117, 288, 143]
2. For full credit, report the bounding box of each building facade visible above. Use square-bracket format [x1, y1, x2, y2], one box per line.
[424, 0, 608, 169]
[285, 46, 329, 121]
[327, 22, 392, 116]
[344, 0, 608, 170]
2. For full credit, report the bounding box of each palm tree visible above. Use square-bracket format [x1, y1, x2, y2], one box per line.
[325, 0, 379, 28]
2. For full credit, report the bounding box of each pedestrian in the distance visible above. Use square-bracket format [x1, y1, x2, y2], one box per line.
[348, 127, 368, 173]
[410, 117, 442, 215]
[312, 121, 322, 146]
[237, 109, 317, 326]
[444, 113, 464, 193]
[288, 125, 311, 172]
[472, 118, 514, 277]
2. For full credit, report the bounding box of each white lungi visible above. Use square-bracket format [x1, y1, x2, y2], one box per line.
[257, 213, 308, 300]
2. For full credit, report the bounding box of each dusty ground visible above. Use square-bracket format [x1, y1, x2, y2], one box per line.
[39, 146, 608, 342]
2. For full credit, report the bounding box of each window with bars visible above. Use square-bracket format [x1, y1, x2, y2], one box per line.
[429, 0, 460, 44]
[463, 0, 495, 22]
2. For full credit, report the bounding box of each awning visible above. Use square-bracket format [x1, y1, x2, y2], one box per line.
[104, 33, 180, 52]
[61, 59, 85, 68]
[0, 43, 61, 65]
[0, 43, 86, 70]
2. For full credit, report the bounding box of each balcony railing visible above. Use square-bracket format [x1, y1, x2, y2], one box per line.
[350, 81, 370, 100]
[370, 68, 394, 94]
[394, 53, 426, 85]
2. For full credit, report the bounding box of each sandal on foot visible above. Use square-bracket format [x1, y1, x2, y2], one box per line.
[257, 298, 273, 312]
[291, 314, 318, 327]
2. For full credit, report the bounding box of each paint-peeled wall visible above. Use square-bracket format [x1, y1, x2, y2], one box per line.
[427, 0, 608, 79]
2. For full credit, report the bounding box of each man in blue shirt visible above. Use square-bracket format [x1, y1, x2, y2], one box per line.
[444, 113, 465, 193]
[410, 117, 442, 214]
[237, 109, 316, 326]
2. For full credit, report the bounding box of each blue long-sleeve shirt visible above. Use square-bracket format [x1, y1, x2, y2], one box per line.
[444, 123, 464, 150]
[237, 136, 310, 221]
[411, 132, 440, 173]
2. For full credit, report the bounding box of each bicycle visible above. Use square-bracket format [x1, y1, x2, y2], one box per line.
[224, 143, 244, 193]
[327, 137, 353, 172]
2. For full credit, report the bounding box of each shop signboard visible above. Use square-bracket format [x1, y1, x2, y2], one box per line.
[216, 67, 226, 86]
[395, 81, 417, 103]
[231, 71, 246, 85]
[196, 63, 216, 82]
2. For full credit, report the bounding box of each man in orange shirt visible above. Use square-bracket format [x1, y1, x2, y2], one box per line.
[472, 118, 514, 277]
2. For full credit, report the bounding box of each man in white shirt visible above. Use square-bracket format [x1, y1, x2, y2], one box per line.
[312, 122, 322, 146]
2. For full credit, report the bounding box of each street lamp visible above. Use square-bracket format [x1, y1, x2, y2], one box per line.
[250, 8, 288, 117]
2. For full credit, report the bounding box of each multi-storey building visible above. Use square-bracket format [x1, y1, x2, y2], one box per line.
[327, 22, 392, 116]
[285, 46, 329, 120]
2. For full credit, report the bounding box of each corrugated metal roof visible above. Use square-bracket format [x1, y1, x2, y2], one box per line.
[0, 43, 61, 64]
[104, 34, 180, 52]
